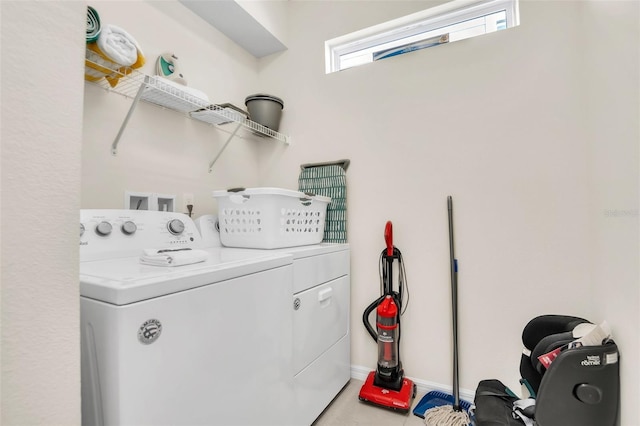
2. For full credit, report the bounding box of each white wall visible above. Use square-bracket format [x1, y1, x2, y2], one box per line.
[1, 1, 85, 424]
[255, 0, 639, 423]
[582, 2, 640, 424]
[81, 1, 265, 215]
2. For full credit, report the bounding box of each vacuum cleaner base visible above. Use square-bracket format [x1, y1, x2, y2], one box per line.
[358, 371, 416, 413]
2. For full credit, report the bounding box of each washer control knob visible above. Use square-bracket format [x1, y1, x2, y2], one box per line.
[80, 223, 85, 237]
[167, 219, 185, 235]
[95, 221, 113, 236]
[121, 221, 137, 235]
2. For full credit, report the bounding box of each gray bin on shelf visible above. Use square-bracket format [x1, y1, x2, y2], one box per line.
[245, 94, 284, 131]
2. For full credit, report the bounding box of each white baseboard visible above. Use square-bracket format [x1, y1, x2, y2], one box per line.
[350, 364, 475, 403]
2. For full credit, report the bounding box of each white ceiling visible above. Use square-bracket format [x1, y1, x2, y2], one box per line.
[178, 0, 287, 58]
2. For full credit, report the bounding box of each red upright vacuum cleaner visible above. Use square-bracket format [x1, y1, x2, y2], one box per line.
[358, 221, 416, 413]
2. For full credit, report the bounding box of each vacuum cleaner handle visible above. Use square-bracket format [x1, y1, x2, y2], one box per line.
[385, 221, 393, 257]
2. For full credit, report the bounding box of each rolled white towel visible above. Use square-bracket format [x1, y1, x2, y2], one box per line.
[85, 23, 145, 88]
[98, 24, 140, 66]
[140, 248, 209, 267]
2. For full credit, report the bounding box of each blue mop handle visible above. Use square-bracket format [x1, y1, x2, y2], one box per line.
[448, 196, 461, 411]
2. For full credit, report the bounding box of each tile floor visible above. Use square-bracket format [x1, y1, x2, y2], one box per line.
[313, 379, 428, 426]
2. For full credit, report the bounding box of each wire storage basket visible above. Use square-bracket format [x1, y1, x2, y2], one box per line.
[212, 188, 330, 249]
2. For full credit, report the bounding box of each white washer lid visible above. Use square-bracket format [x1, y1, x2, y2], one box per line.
[80, 247, 292, 305]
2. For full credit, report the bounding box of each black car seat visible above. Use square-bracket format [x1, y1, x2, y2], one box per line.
[474, 314, 620, 426]
[520, 315, 591, 394]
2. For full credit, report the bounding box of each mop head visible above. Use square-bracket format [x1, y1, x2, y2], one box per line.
[424, 405, 471, 426]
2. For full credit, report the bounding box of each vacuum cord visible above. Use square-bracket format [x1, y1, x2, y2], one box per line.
[378, 250, 410, 316]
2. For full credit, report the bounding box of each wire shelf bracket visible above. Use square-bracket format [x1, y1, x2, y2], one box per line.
[85, 56, 290, 168]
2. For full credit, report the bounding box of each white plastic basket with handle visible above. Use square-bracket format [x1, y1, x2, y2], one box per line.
[212, 187, 331, 249]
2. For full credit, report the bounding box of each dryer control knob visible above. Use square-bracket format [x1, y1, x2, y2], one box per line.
[167, 219, 185, 235]
[95, 221, 113, 236]
[121, 221, 137, 235]
[80, 223, 85, 237]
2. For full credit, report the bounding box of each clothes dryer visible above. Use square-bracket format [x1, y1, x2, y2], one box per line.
[195, 215, 351, 425]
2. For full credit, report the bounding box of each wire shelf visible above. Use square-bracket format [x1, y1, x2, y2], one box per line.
[84, 62, 145, 99]
[190, 105, 246, 126]
[140, 76, 211, 113]
[84, 56, 290, 146]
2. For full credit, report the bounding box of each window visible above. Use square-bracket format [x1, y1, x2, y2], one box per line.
[325, 0, 519, 73]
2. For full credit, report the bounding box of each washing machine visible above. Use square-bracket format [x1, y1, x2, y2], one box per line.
[195, 215, 351, 426]
[79, 209, 295, 426]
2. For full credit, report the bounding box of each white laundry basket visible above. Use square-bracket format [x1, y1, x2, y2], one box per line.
[212, 187, 331, 249]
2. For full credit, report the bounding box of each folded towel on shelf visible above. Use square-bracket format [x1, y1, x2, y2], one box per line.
[85, 24, 145, 88]
[86, 6, 101, 43]
[140, 248, 209, 267]
[140, 76, 210, 113]
[154, 77, 210, 102]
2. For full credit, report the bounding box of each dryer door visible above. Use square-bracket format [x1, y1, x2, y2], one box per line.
[293, 275, 349, 374]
